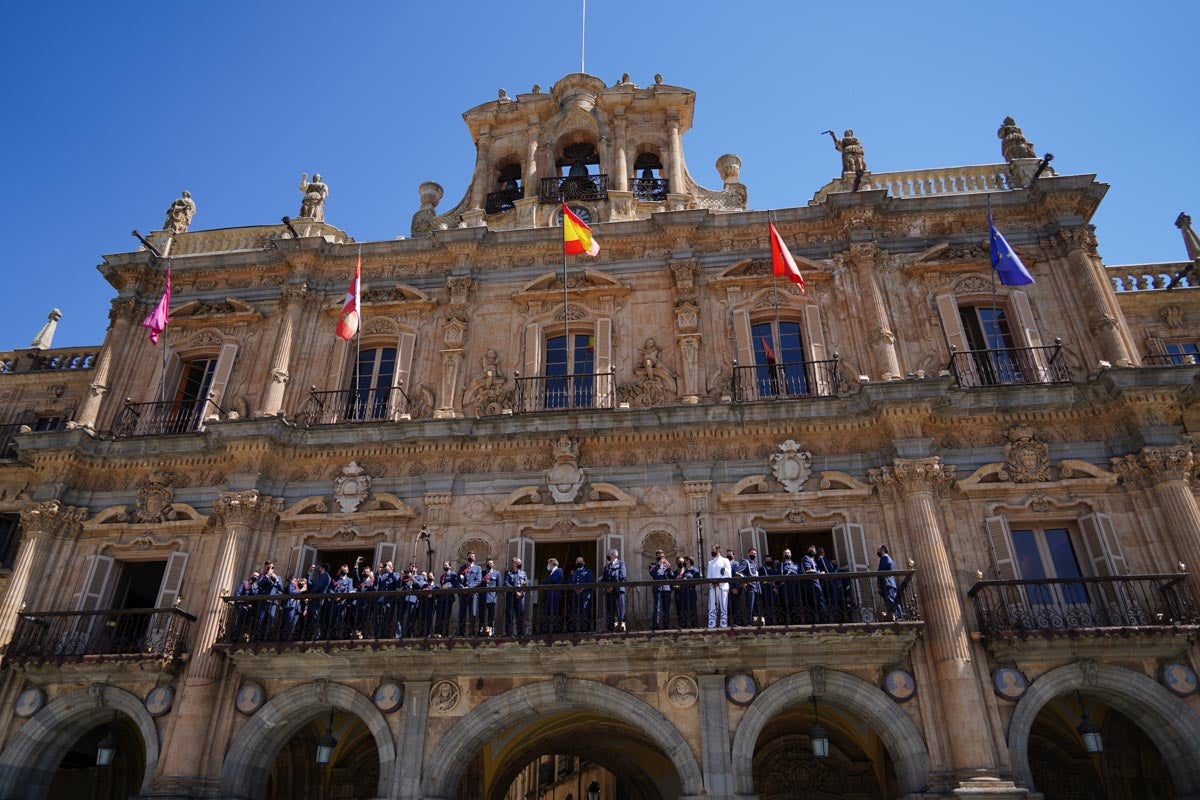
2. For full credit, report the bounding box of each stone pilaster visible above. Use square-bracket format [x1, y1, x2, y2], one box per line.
[258, 284, 306, 417]
[869, 458, 1008, 787]
[848, 243, 902, 380]
[74, 298, 139, 431]
[1057, 227, 1134, 366]
[612, 113, 629, 192]
[697, 674, 734, 796]
[1113, 445, 1200, 587]
[0, 501, 87, 652]
[667, 117, 685, 199]
[393, 680, 431, 800]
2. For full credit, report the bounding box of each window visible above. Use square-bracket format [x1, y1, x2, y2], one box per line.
[348, 347, 397, 420]
[1010, 525, 1087, 606]
[750, 320, 807, 397]
[633, 152, 667, 201]
[487, 163, 523, 214]
[544, 333, 595, 409]
[1162, 341, 1199, 365]
[958, 305, 1025, 385]
[937, 288, 1060, 387]
[33, 414, 65, 432]
[163, 357, 217, 433]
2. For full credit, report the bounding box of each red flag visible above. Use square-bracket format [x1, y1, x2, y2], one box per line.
[140, 264, 171, 344]
[769, 222, 806, 294]
[761, 337, 776, 364]
[335, 253, 361, 341]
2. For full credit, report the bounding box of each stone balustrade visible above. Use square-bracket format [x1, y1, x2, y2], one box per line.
[160, 222, 351, 257]
[1108, 262, 1197, 292]
[810, 163, 1012, 203]
[0, 348, 97, 374]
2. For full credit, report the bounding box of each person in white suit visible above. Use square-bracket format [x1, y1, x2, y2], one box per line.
[707, 544, 732, 628]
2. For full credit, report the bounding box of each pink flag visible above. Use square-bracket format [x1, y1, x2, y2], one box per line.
[140, 264, 171, 344]
[335, 253, 361, 341]
[769, 222, 806, 294]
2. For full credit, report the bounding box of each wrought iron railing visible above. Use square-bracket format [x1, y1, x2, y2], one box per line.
[1142, 353, 1198, 367]
[969, 574, 1199, 637]
[485, 187, 524, 214]
[301, 386, 407, 426]
[632, 177, 669, 202]
[732, 356, 841, 402]
[540, 174, 609, 203]
[6, 607, 196, 663]
[513, 370, 616, 412]
[214, 571, 919, 649]
[947, 341, 1071, 388]
[113, 396, 222, 437]
[0, 423, 23, 459]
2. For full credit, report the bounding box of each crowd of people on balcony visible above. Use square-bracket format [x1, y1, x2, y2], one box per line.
[226, 541, 907, 645]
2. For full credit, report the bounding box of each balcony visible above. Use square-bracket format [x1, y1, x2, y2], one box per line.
[6, 607, 196, 669]
[969, 574, 1200, 660]
[632, 177, 669, 203]
[0, 424, 22, 459]
[113, 397, 222, 437]
[1142, 353, 1198, 367]
[514, 371, 615, 413]
[301, 387, 405, 426]
[947, 341, 1071, 388]
[732, 357, 841, 402]
[485, 186, 524, 214]
[540, 174, 609, 203]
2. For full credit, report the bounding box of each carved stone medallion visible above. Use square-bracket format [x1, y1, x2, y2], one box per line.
[991, 667, 1028, 701]
[145, 685, 175, 717]
[666, 675, 698, 708]
[429, 680, 461, 713]
[14, 687, 45, 718]
[1161, 663, 1198, 698]
[883, 669, 916, 702]
[334, 461, 372, 513]
[770, 440, 813, 494]
[545, 436, 584, 503]
[122, 473, 177, 523]
[726, 673, 757, 706]
[235, 682, 265, 715]
[374, 682, 404, 713]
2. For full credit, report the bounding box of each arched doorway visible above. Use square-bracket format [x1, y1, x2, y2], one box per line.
[0, 686, 159, 800]
[266, 710, 379, 800]
[420, 679, 702, 800]
[1007, 663, 1200, 798]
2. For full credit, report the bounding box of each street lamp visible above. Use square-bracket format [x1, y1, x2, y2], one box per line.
[809, 697, 830, 759]
[96, 712, 119, 766]
[586, 780, 600, 800]
[1075, 693, 1103, 755]
[315, 708, 338, 766]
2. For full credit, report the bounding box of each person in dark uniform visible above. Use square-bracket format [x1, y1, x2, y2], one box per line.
[760, 555, 779, 624]
[649, 549, 673, 630]
[877, 545, 903, 620]
[504, 557, 529, 636]
[435, 560, 459, 637]
[601, 549, 627, 632]
[778, 550, 800, 623]
[568, 557, 594, 632]
[542, 557, 565, 632]
[481, 559, 500, 635]
[801, 546, 828, 623]
[457, 552, 483, 636]
[256, 561, 284, 637]
[740, 549, 763, 625]
[305, 563, 332, 639]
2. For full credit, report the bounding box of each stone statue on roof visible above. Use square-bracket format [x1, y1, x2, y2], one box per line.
[298, 173, 328, 222]
[830, 129, 866, 174]
[998, 117, 1037, 162]
[163, 190, 196, 234]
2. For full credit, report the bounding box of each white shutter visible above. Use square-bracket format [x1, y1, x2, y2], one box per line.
[523, 323, 542, 411]
[1010, 290, 1048, 381]
[374, 541, 399, 569]
[803, 305, 831, 396]
[76, 555, 116, 612]
[393, 331, 417, 419]
[737, 527, 757, 559]
[204, 342, 240, 419]
[148, 551, 189, 650]
[983, 516, 1019, 580]
[1079, 513, 1127, 577]
[593, 318, 613, 408]
[936, 292, 978, 385]
[732, 310, 755, 401]
[145, 349, 182, 403]
[831, 523, 870, 572]
[290, 543, 318, 581]
[506, 536, 535, 573]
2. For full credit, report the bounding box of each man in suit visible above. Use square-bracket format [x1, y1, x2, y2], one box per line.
[542, 557, 565, 632]
[374, 560, 401, 637]
[255, 560, 284, 637]
[877, 544, 903, 620]
[679, 556, 701, 627]
[457, 551, 483, 636]
[504, 557, 529, 636]
[601, 549, 627, 632]
[649, 549, 673, 630]
[435, 561, 460, 637]
[801, 546, 828, 623]
[739, 549, 763, 625]
[568, 557, 594, 632]
[481, 559, 500, 635]
[305, 563, 332, 639]
[778, 549, 800, 623]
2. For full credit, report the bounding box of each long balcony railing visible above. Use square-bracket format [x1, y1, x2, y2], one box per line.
[6, 607, 196, 663]
[113, 396, 223, 437]
[969, 574, 1199, 638]
[947, 341, 1071, 388]
[732, 357, 841, 402]
[485, 187, 524, 214]
[215, 571, 919, 649]
[1109, 262, 1197, 292]
[301, 386, 406, 426]
[540, 174, 609, 203]
[632, 177, 669, 202]
[1142, 353, 1198, 367]
[514, 370, 615, 413]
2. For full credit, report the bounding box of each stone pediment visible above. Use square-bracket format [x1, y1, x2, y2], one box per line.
[957, 459, 1118, 497]
[280, 493, 416, 520]
[173, 297, 258, 320]
[492, 482, 637, 517]
[87, 502, 205, 528]
[513, 269, 630, 301]
[360, 283, 436, 310]
[712, 254, 825, 287]
[717, 471, 872, 508]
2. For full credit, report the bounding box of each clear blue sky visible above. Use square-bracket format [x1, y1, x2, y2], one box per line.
[2, 1, 1196, 349]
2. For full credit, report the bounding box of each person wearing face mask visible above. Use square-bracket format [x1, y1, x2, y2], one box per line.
[457, 551, 483, 636]
[740, 549, 763, 625]
[435, 561, 460, 637]
[601, 549, 627, 632]
[480, 559, 500, 636]
[649, 550, 673, 630]
[568, 557, 594, 632]
[542, 557, 564, 632]
[706, 544, 731, 628]
[504, 557, 529, 636]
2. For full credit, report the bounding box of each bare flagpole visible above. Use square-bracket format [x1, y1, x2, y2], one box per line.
[581, 0, 586, 74]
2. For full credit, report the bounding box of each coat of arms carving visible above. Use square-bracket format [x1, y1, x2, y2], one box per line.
[121, 473, 177, 523]
[1000, 426, 1049, 483]
[770, 440, 813, 494]
[545, 436, 585, 503]
[334, 461, 372, 513]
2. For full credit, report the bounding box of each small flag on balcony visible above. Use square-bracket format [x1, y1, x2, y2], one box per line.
[761, 337, 777, 364]
[140, 263, 171, 344]
[989, 207, 1034, 286]
[562, 203, 599, 257]
[769, 222, 806, 294]
[335, 252, 362, 341]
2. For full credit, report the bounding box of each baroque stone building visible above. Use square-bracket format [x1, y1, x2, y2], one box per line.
[0, 73, 1198, 800]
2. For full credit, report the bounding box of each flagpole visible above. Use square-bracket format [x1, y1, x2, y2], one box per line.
[580, 0, 586, 74]
[356, 244, 363, 410]
[988, 195, 998, 348]
[768, 212, 783, 375]
[562, 232, 570, 369]
[159, 257, 171, 405]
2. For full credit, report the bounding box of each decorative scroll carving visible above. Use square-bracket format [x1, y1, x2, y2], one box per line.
[545, 436, 585, 503]
[1111, 444, 1196, 490]
[868, 457, 957, 500]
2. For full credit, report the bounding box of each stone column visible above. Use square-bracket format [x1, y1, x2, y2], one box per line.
[0, 502, 86, 653]
[667, 117, 685, 195]
[870, 458, 1011, 789]
[434, 316, 466, 418]
[612, 114, 629, 192]
[1057, 227, 1134, 366]
[258, 284, 307, 417]
[393, 680, 431, 800]
[74, 298, 139, 431]
[468, 131, 492, 210]
[848, 243, 902, 380]
[697, 674, 734, 797]
[524, 123, 540, 197]
[1114, 445, 1200, 587]
[152, 491, 282, 791]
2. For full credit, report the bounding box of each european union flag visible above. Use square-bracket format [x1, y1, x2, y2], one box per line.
[989, 208, 1034, 286]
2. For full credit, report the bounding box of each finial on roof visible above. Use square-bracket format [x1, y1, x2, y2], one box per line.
[1177, 212, 1200, 262]
[654, 73, 663, 85]
[30, 309, 62, 350]
[532, 84, 541, 94]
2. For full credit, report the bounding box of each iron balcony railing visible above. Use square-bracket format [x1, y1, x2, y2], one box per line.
[947, 340, 1071, 388]
[0, 423, 23, 459]
[485, 187, 524, 214]
[6, 607, 196, 663]
[301, 386, 407, 426]
[540, 174, 609, 203]
[514, 370, 615, 413]
[732, 356, 841, 402]
[969, 574, 1199, 638]
[113, 396, 223, 437]
[214, 571, 919, 649]
[632, 177, 669, 202]
[1142, 353, 1198, 367]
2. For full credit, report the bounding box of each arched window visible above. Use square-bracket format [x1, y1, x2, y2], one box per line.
[632, 152, 667, 202]
[519, 318, 613, 412]
[548, 142, 606, 202]
[487, 163, 523, 214]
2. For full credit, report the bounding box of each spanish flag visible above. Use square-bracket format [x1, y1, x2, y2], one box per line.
[562, 203, 599, 257]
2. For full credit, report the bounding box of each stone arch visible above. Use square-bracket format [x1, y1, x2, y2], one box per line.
[1007, 661, 1200, 795]
[0, 685, 160, 798]
[419, 678, 703, 799]
[731, 669, 930, 797]
[219, 681, 395, 800]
